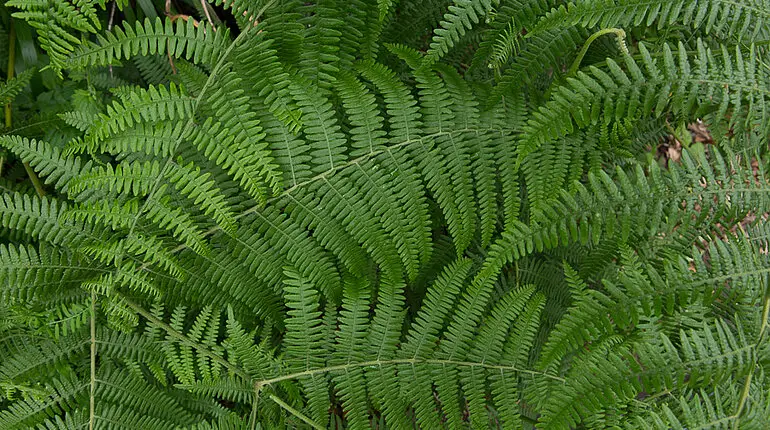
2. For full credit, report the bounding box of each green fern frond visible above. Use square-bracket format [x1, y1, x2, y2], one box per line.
[66, 18, 230, 69]
[0, 69, 34, 106]
[389, 44, 476, 255]
[8, 0, 101, 74]
[143, 192, 211, 255]
[165, 160, 237, 235]
[519, 40, 770, 162]
[64, 199, 144, 233]
[86, 83, 194, 143]
[297, 0, 343, 91]
[96, 367, 199, 427]
[427, 0, 498, 63]
[533, 0, 770, 41]
[233, 33, 304, 135]
[232, 205, 342, 301]
[490, 26, 588, 102]
[0, 374, 87, 429]
[192, 62, 282, 200]
[0, 193, 105, 247]
[0, 136, 92, 195]
[329, 277, 371, 429]
[377, 0, 394, 21]
[0, 330, 88, 384]
[3, 2, 770, 428]
[401, 258, 473, 358]
[488, 148, 770, 277]
[65, 122, 184, 158]
[68, 160, 161, 197]
[282, 266, 330, 424]
[288, 76, 347, 175]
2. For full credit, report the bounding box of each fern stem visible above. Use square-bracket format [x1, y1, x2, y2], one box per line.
[249, 392, 259, 430]
[253, 358, 565, 390]
[4, 21, 46, 197]
[268, 394, 324, 430]
[567, 28, 628, 77]
[119, 294, 252, 380]
[89, 291, 96, 430]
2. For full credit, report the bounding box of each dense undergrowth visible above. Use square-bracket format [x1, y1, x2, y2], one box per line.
[1, 0, 770, 428]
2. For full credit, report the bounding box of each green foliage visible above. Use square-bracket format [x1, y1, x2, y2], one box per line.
[2, 0, 770, 428]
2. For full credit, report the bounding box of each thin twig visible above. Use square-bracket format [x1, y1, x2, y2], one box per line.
[200, 0, 216, 27]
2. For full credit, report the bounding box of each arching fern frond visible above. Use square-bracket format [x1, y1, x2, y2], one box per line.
[0, 136, 92, 195]
[66, 18, 231, 70]
[7, 0, 101, 74]
[519, 40, 770, 162]
[427, 0, 498, 63]
[0, 69, 34, 106]
[85, 83, 194, 143]
[533, 0, 770, 42]
[3, 2, 770, 428]
[68, 160, 162, 197]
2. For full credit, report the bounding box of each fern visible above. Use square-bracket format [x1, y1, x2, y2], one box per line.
[2, 0, 770, 428]
[427, 0, 498, 62]
[0, 69, 34, 106]
[533, 0, 770, 41]
[6, 0, 101, 74]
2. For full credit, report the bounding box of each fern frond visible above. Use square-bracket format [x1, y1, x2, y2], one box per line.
[8, 0, 101, 73]
[288, 76, 347, 175]
[437, 64, 498, 246]
[389, 44, 476, 255]
[427, 0, 498, 63]
[0, 193, 105, 247]
[143, 192, 211, 255]
[0, 136, 92, 195]
[486, 17, 520, 71]
[65, 122, 184, 158]
[0, 330, 88, 383]
[0, 374, 87, 429]
[378, 0, 394, 21]
[462, 286, 541, 426]
[490, 26, 587, 102]
[68, 160, 162, 197]
[96, 367, 199, 427]
[231, 206, 342, 301]
[401, 258, 473, 358]
[301, 1, 345, 90]
[0, 69, 34, 106]
[282, 267, 330, 424]
[329, 277, 371, 429]
[86, 83, 194, 142]
[165, 160, 237, 235]
[487, 148, 770, 280]
[189, 75, 279, 205]
[66, 18, 230, 69]
[533, 0, 770, 41]
[233, 32, 304, 135]
[519, 40, 770, 162]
